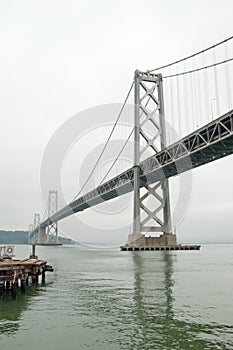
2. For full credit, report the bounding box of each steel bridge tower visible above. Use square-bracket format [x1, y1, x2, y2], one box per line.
[32, 213, 40, 244]
[129, 70, 176, 247]
[30, 191, 60, 245]
[28, 224, 34, 244]
[46, 190, 58, 243]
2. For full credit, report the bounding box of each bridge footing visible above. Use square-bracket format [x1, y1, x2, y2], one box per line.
[36, 241, 62, 246]
[120, 234, 201, 251]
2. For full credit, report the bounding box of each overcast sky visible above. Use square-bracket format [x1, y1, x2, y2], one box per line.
[0, 0, 233, 244]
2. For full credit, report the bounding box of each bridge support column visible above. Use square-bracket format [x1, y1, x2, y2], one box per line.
[30, 213, 41, 244]
[131, 70, 174, 247]
[133, 70, 141, 235]
[38, 227, 46, 244]
[29, 191, 61, 246]
[46, 190, 59, 243]
[28, 224, 34, 244]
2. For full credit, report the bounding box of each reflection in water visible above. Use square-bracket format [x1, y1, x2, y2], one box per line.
[128, 252, 176, 349]
[128, 252, 232, 350]
[0, 283, 48, 336]
[66, 251, 232, 349]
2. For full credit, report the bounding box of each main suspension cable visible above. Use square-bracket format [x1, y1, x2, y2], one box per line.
[162, 57, 233, 78]
[71, 81, 134, 201]
[149, 35, 233, 72]
[98, 127, 135, 186]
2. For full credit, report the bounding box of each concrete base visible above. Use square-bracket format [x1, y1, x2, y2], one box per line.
[120, 245, 201, 251]
[127, 233, 177, 247]
[120, 233, 201, 251]
[36, 242, 62, 246]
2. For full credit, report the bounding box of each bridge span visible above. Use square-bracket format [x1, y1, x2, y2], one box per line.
[30, 109, 233, 239]
[29, 36, 233, 246]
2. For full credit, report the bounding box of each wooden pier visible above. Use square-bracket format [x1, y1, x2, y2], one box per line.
[0, 245, 53, 299]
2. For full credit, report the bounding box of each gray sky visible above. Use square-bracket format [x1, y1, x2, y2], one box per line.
[0, 0, 233, 244]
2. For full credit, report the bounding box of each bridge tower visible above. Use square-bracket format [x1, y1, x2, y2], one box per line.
[28, 224, 34, 244]
[33, 213, 40, 243]
[129, 70, 176, 247]
[46, 190, 58, 243]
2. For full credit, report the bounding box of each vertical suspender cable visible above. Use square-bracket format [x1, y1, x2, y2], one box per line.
[192, 57, 200, 128]
[176, 70, 181, 137]
[169, 69, 174, 143]
[213, 48, 220, 116]
[202, 52, 210, 123]
[224, 41, 232, 110]
[190, 65, 195, 131]
[196, 60, 203, 127]
[183, 60, 190, 134]
[71, 81, 134, 201]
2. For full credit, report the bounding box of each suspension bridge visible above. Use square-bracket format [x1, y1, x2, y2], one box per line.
[29, 36, 233, 248]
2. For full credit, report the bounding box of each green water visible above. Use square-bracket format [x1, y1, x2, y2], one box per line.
[0, 244, 233, 349]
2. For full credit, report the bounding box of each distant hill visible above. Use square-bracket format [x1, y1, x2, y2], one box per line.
[0, 230, 74, 245]
[0, 230, 28, 244]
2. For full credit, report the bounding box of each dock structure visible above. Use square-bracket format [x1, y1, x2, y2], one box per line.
[0, 245, 53, 299]
[120, 234, 201, 251]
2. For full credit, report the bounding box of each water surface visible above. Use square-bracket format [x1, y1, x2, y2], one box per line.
[0, 244, 232, 349]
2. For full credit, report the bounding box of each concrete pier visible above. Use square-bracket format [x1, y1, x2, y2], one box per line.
[120, 234, 201, 251]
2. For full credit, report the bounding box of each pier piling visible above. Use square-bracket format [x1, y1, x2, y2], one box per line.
[0, 245, 54, 299]
[0, 283, 4, 298]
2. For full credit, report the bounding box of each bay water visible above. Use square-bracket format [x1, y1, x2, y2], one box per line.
[0, 244, 233, 349]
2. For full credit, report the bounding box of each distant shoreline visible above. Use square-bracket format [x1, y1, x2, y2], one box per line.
[0, 230, 74, 245]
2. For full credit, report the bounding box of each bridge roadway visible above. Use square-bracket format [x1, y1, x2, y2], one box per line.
[31, 109, 233, 236]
